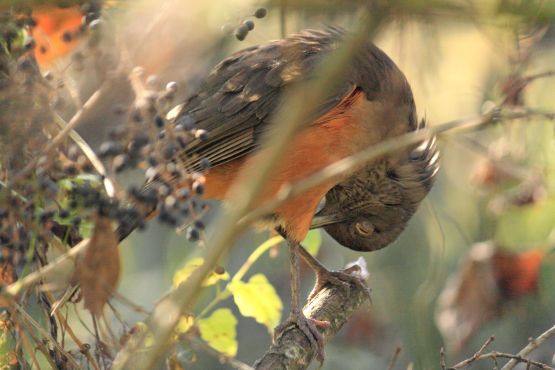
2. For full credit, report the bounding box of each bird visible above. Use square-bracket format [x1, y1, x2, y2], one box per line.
[155, 27, 437, 361]
[57, 27, 438, 362]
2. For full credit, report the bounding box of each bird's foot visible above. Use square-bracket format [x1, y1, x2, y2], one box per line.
[308, 265, 371, 302]
[273, 309, 329, 364]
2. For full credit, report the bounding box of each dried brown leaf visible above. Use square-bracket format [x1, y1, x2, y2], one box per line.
[73, 216, 120, 316]
[436, 242, 544, 352]
[435, 242, 501, 352]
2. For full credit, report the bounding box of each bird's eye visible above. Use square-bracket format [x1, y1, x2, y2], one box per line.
[354, 221, 374, 237]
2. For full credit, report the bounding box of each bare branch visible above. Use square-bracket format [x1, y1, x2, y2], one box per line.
[501, 324, 555, 370]
[253, 266, 370, 370]
[447, 336, 495, 369]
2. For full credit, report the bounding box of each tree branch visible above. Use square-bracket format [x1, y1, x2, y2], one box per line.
[253, 263, 370, 370]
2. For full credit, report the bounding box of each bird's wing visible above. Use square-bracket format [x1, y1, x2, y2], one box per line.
[174, 28, 358, 172]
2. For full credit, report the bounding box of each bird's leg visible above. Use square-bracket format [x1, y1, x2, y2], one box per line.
[273, 237, 328, 363]
[296, 245, 371, 302]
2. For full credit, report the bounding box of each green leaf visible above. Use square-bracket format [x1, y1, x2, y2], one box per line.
[495, 197, 555, 248]
[198, 308, 238, 356]
[303, 229, 322, 256]
[173, 257, 230, 288]
[228, 273, 282, 332]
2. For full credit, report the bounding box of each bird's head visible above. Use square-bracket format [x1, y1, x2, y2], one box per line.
[311, 135, 439, 252]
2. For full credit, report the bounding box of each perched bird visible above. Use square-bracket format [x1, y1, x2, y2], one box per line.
[155, 27, 437, 360]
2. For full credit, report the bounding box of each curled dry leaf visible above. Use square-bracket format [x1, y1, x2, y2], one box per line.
[73, 216, 121, 316]
[436, 241, 544, 352]
[0, 262, 17, 286]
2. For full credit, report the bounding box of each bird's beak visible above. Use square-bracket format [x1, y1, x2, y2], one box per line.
[309, 214, 349, 229]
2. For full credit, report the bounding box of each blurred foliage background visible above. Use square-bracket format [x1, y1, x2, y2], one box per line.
[2, 0, 555, 369]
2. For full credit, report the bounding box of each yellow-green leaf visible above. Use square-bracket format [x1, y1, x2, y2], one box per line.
[228, 273, 282, 332]
[173, 257, 230, 288]
[198, 308, 238, 356]
[130, 322, 154, 347]
[303, 229, 322, 256]
[176, 316, 194, 334]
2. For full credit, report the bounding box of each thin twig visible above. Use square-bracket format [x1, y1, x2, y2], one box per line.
[17, 321, 41, 370]
[387, 346, 402, 370]
[450, 352, 554, 370]
[240, 107, 555, 226]
[501, 324, 555, 370]
[9, 78, 116, 186]
[185, 335, 254, 370]
[10, 302, 81, 368]
[44, 289, 101, 370]
[448, 336, 495, 369]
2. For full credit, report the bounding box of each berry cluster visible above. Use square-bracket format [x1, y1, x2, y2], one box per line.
[234, 7, 267, 41]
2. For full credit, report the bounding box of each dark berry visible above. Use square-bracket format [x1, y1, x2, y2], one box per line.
[147, 155, 158, 167]
[234, 25, 248, 41]
[198, 158, 211, 171]
[154, 114, 165, 128]
[186, 227, 200, 242]
[194, 220, 205, 230]
[98, 141, 123, 158]
[192, 181, 204, 196]
[163, 143, 178, 160]
[254, 8, 267, 18]
[177, 188, 191, 200]
[130, 133, 150, 151]
[58, 209, 70, 219]
[243, 20, 255, 30]
[194, 129, 208, 141]
[113, 154, 129, 172]
[63, 165, 78, 175]
[159, 209, 177, 226]
[177, 115, 195, 130]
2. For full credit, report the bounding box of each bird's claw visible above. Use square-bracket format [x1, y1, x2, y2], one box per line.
[273, 310, 329, 364]
[308, 266, 371, 302]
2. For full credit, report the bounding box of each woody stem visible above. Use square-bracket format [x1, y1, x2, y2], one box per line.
[288, 240, 301, 314]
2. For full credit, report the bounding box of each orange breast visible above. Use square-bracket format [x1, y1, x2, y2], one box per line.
[203, 92, 366, 241]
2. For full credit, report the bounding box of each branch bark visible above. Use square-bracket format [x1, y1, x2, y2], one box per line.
[254, 263, 371, 370]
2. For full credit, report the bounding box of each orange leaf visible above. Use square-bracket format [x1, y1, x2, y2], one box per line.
[30, 6, 83, 67]
[73, 216, 120, 316]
